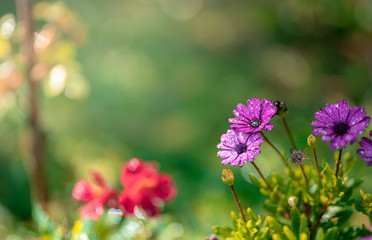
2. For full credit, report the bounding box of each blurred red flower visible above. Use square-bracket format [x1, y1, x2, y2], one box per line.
[72, 170, 117, 221]
[72, 158, 177, 220]
[118, 158, 177, 217]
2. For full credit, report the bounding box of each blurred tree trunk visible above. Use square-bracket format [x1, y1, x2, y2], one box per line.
[15, 0, 49, 212]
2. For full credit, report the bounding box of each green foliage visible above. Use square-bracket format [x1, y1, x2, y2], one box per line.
[212, 208, 270, 240]
[356, 190, 372, 223]
[213, 154, 372, 240]
[7, 206, 184, 240]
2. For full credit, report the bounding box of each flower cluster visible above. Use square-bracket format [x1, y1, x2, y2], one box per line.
[72, 158, 177, 220]
[217, 97, 277, 167]
[218, 98, 371, 168]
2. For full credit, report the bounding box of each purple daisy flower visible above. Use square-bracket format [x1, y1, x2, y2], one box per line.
[217, 129, 264, 167]
[311, 100, 370, 150]
[360, 237, 372, 240]
[229, 97, 277, 133]
[357, 130, 372, 166]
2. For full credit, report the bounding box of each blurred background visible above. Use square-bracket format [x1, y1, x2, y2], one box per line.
[1, 0, 372, 239]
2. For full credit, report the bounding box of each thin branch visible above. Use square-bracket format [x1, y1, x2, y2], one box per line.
[335, 149, 343, 178]
[312, 148, 322, 180]
[282, 117, 296, 150]
[299, 164, 309, 188]
[261, 132, 289, 168]
[15, 0, 48, 211]
[230, 185, 247, 223]
[251, 161, 273, 191]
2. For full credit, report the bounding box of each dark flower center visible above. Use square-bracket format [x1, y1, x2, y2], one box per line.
[250, 119, 261, 128]
[235, 143, 247, 155]
[334, 122, 349, 135]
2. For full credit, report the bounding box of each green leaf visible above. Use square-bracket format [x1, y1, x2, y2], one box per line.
[237, 219, 248, 234]
[323, 227, 338, 239]
[283, 225, 297, 240]
[354, 203, 366, 214]
[360, 189, 365, 198]
[267, 216, 282, 234]
[263, 203, 279, 214]
[212, 226, 233, 239]
[246, 208, 257, 222]
[272, 233, 284, 240]
[299, 214, 309, 238]
[291, 207, 301, 238]
[335, 210, 353, 226]
[231, 211, 239, 229]
[32, 205, 55, 233]
[249, 174, 262, 187]
[314, 228, 324, 240]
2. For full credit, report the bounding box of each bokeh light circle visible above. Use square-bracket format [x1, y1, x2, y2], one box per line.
[160, 0, 203, 20]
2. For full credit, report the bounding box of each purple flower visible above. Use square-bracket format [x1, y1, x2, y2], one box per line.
[311, 100, 370, 150]
[217, 129, 264, 167]
[229, 97, 277, 133]
[357, 130, 372, 166]
[360, 237, 372, 240]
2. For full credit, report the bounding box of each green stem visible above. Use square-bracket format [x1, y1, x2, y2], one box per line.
[310, 201, 328, 240]
[261, 132, 290, 170]
[251, 161, 273, 191]
[299, 164, 309, 188]
[312, 147, 322, 180]
[230, 185, 247, 222]
[335, 149, 343, 178]
[282, 117, 296, 150]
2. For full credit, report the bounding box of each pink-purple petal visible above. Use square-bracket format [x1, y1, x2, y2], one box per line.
[329, 139, 339, 150]
[343, 133, 357, 143]
[326, 104, 339, 121]
[364, 161, 372, 166]
[238, 154, 248, 166]
[313, 127, 334, 135]
[346, 107, 365, 124]
[360, 137, 372, 147]
[321, 134, 335, 141]
[311, 120, 327, 127]
[221, 157, 232, 165]
[315, 108, 333, 124]
[264, 124, 274, 131]
[358, 133, 372, 163]
[217, 150, 233, 159]
[333, 100, 349, 122]
[228, 118, 241, 124]
[244, 152, 254, 163]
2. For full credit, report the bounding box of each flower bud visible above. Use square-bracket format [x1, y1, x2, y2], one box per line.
[289, 149, 307, 165]
[307, 134, 317, 148]
[288, 196, 296, 207]
[205, 234, 218, 240]
[273, 100, 287, 118]
[221, 169, 235, 186]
